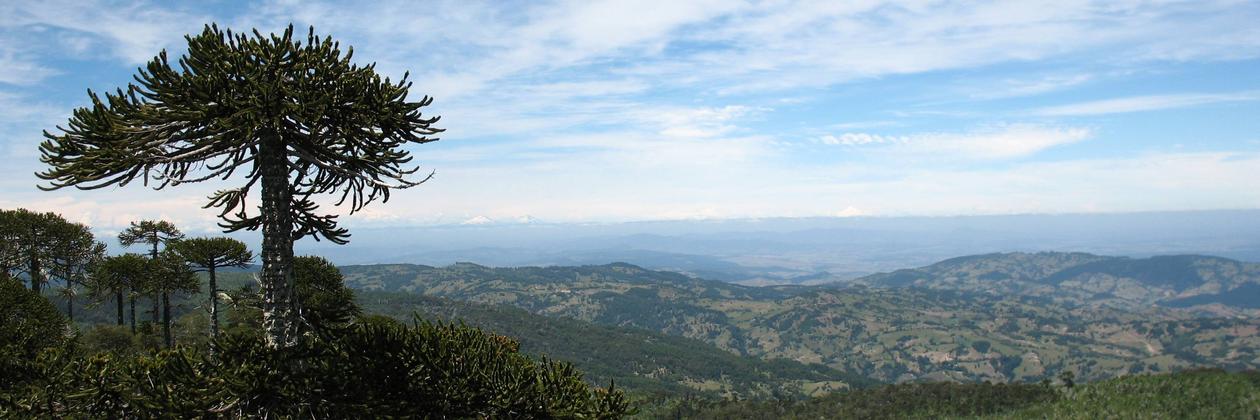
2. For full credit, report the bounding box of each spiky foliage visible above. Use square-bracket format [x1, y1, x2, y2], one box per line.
[38, 24, 442, 347]
[0, 276, 67, 358]
[168, 237, 252, 349]
[292, 255, 359, 332]
[89, 254, 150, 330]
[0, 209, 103, 298]
[0, 319, 630, 418]
[146, 251, 200, 348]
[117, 220, 183, 327]
[117, 220, 183, 258]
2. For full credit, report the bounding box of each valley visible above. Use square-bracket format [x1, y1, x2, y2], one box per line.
[338, 252, 1260, 387]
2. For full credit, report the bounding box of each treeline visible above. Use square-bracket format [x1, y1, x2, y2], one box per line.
[0, 211, 630, 417]
[638, 369, 1260, 419]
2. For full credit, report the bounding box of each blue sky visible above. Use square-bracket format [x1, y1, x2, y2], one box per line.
[1, 0, 1258, 234]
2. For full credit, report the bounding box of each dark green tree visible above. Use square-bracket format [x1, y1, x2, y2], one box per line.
[0, 276, 67, 357]
[37, 24, 442, 347]
[292, 255, 359, 332]
[0, 276, 68, 393]
[168, 237, 252, 349]
[117, 220, 182, 325]
[0, 209, 98, 296]
[89, 253, 149, 331]
[147, 251, 200, 348]
[49, 233, 106, 323]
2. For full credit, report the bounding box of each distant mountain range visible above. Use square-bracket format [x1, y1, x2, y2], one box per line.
[338, 253, 1260, 385]
[297, 210, 1260, 284]
[847, 252, 1260, 316]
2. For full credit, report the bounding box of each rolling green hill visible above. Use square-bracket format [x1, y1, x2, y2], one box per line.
[851, 252, 1260, 316]
[339, 261, 1260, 383]
[645, 369, 1260, 419]
[357, 291, 877, 398]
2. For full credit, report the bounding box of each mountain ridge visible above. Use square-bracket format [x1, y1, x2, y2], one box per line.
[337, 254, 1260, 384]
[846, 251, 1260, 316]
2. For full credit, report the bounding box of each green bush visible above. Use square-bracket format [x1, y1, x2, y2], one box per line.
[78, 324, 143, 356]
[1, 316, 630, 418]
[0, 277, 68, 392]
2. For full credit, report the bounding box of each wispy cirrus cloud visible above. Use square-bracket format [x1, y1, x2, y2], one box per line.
[1033, 91, 1260, 116]
[819, 125, 1092, 160]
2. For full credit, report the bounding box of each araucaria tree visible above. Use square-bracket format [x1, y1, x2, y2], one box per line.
[90, 253, 150, 331]
[169, 236, 252, 349]
[38, 25, 443, 347]
[148, 250, 200, 348]
[118, 220, 183, 324]
[0, 209, 103, 306]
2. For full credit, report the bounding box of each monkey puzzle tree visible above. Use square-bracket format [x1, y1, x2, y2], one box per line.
[147, 250, 200, 348]
[292, 255, 360, 332]
[118, 220, 183, 260]
[37, 24, 442, 347]
[118, 220, 183, 324]
[49, 237, 106, 323]
[169, 236, 252, 349]
[0, 209, 99, 298]
[90, 253, 150, 331]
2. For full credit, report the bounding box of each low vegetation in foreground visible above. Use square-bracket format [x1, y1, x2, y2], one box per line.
[0, 274, 629, 418]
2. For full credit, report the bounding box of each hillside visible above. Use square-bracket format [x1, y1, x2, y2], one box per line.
[850, 252, 1260, 316]
[356, 291, 876, 398]
[648, 369, 1260, 419]
[340, 262, 1260, 383]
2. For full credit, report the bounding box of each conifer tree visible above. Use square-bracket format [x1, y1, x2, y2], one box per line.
[0, 209, 100, 298]
[50, 237, 106, 323]
[169, 236, 252, 350]
[148, 250, 199, 348]
[38, 24, 442, 347]
[90, 253, 149, 330]
[117, 220, 183, 324]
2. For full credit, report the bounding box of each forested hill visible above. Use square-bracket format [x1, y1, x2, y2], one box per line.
[358, 291, 876, 398]
[848, 252, 1260, 315]
[339, 260, 1260, 384]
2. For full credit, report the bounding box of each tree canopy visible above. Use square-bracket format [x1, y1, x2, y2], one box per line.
[89, 253, 150, 329]
[0, 209, 103, 295]
[169, 236, 253, 347]
[292, 255, 359, 332]
[38, 24, 442, 347]
[117, 220, 183, 258]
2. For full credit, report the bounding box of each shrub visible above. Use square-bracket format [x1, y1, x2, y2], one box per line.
[0, 277, 68, 393]
[1, 316, 630, 418]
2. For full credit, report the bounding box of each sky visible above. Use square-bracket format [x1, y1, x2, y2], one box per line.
[1, 0, 1259, 236]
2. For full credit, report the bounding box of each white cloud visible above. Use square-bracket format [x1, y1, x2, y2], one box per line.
[647, 105, 764, 139]
[835, 206, 866, 217]
[460, 215, 494, 226]
[1, 1, 208, 64]
[819, 133, 904, 146]
[969, 74, 1094, 100]
[821, 125, 1092, 160]
[1033, 91, 1260, 116]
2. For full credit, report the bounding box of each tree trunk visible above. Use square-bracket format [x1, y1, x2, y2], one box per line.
[28, 251, 41, 294]
[152, 294, 161, 323]
[150, 241, 160, 324]
[116, 290, 125, 326]
[259, 130, 297, 348]
[67, 289, 74, 322]
[129, 293, 137, 334]
[209, 267, 219, 353]
[162, 290, 172, 348]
